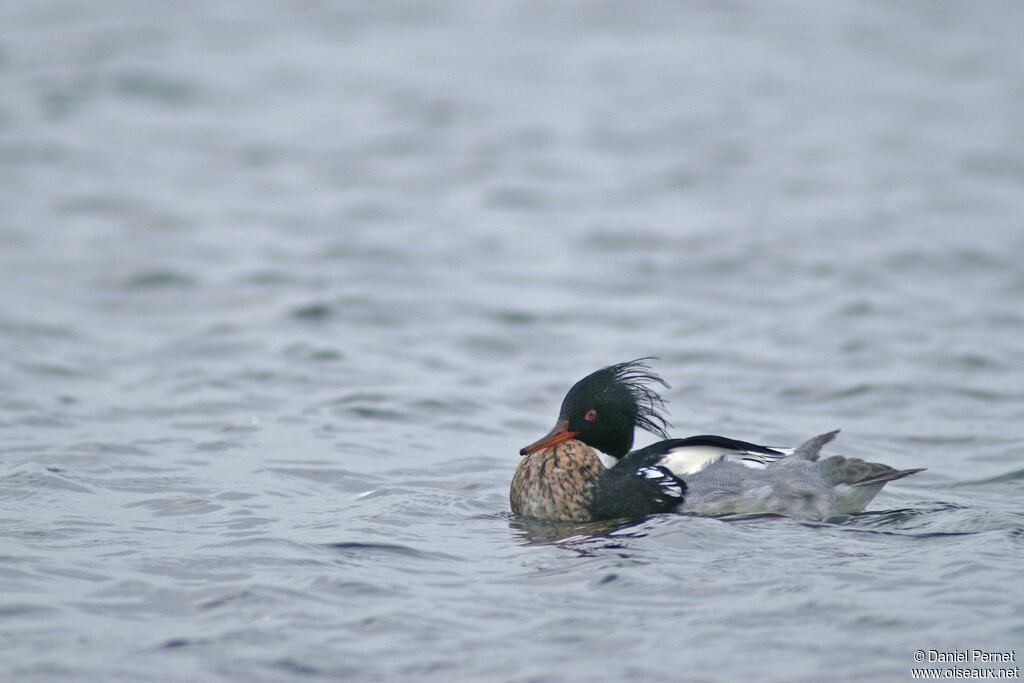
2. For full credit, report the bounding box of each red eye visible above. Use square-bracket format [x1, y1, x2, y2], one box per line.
[584, 409, 598, 422]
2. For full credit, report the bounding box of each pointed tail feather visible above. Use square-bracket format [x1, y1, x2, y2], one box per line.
[824, 455, 925, 488]
[828, 461, 925, 514]
[850, 467, 926, 488]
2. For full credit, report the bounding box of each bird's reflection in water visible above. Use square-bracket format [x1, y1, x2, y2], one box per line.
[508, 516, 648, 547]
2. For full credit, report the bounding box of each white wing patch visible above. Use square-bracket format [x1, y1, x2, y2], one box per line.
[658, 446, 792, 475]
[637, 467, 685, 500]
[661, 482, 684, 498]
[658, 446, 730, 475]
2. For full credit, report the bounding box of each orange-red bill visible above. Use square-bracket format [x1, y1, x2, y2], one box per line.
[519, 419, 579, 456]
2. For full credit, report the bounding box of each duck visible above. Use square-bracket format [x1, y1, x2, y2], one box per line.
[510, 358, 924, 522]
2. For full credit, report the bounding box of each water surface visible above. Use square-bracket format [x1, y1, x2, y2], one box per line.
[1, 2, 1023, 681]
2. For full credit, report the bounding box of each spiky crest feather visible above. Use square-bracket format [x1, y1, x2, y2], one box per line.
[604, 357, 671, 439]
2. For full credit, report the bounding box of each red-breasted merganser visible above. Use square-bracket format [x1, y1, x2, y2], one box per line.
[510, 359, 924, 522]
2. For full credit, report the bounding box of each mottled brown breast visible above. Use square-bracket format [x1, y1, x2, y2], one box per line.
[509, 440, 604, 522]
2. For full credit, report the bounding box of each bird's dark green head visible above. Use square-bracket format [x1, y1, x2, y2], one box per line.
[520, 358, 671, 458]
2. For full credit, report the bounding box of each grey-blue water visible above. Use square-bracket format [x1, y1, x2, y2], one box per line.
[2, 2, 1023, 681]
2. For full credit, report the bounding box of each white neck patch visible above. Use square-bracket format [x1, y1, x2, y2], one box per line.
[595, 450, 618, 469]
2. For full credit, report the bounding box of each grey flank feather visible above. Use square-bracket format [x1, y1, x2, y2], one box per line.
[791, 430, 840, 462]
